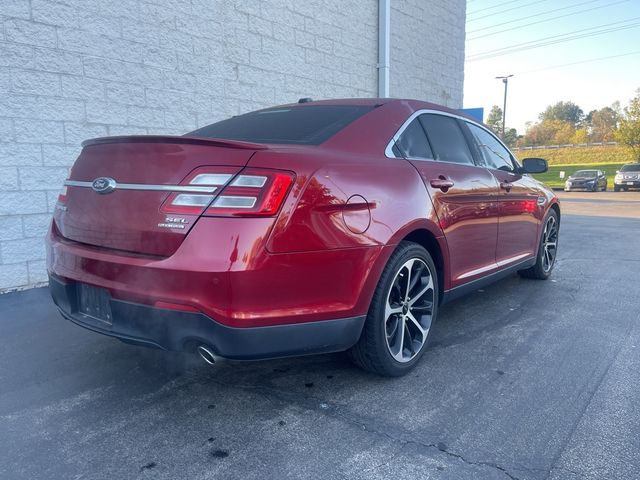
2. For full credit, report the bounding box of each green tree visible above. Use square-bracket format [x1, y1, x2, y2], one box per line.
[503, 127, 518, 147]
[587, 106, 618, 142]
[539, 101, 584, 127]
[484, 105, 518, 146]
[486, 105, 503, 135]
[615, 89, 640, 161]
[523, 119, 575, 146]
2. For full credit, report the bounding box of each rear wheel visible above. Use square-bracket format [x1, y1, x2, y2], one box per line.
[518, 210, 559, 280]
[349, 241, 438, 376]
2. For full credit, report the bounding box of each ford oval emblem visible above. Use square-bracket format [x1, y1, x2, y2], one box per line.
[91, 177, 117, 194]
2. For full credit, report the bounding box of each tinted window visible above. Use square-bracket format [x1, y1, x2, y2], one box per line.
[621, 164, 640, 172]
[188, 105, 373, 145]
[419, 114, 474, 165]
[466, 123, 514, 171]
[394, 119, 433, 159]
[574, 170, 597, 176]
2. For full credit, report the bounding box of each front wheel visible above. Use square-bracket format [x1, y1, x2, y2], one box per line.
[349, 241, 438, 376]
[614, 185, 621, 192]
[518, 209, 559, 280]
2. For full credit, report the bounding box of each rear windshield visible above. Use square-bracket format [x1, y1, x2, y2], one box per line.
[188, 105, 373, 145]
[573, 170, 597, 176]
[621, 164, 640, 172]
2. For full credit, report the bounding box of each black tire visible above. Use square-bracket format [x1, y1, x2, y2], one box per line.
[614, 185, 620, 192]
[348, 241, 438, 377]
[518, 209, 559, 280]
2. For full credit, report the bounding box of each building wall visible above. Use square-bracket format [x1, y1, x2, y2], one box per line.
[0, 0, 465, 291]
[390, 0, 466, 104]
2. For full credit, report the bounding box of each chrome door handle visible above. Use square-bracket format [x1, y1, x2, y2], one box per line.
[430, 178, 454, 191]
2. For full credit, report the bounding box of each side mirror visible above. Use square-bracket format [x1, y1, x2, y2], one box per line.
[521, 157, 548, 174]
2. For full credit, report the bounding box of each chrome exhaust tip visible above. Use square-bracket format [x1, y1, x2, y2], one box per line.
[197, 345, 218, 365]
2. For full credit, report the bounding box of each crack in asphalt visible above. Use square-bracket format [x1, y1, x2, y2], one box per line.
[198, 375, 525, 480]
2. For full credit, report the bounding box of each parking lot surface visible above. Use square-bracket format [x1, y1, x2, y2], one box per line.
[1, 192, 639, 480]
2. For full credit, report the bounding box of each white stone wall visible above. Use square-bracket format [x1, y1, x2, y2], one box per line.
[0, 0, 465, 291]
[390, 0, 466, 105]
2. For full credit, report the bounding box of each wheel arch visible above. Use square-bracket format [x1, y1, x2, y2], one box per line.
[549, 201, 561, 226]
[401, 228, 447, 304]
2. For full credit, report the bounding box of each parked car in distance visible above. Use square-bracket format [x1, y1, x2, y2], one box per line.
[564, 169, 607, 192]
[47, 98, 560, 376]
[614, 163, 640, 191]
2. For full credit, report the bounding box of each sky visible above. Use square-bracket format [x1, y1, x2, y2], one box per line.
[463, 0, 640, 133]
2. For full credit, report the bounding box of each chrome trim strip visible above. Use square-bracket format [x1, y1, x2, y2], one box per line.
[457, 253, 532, 280]
[64, 180, 217, 194]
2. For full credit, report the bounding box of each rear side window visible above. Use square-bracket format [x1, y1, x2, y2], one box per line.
[394, 119, 433, 159]
[419, 114, 474, 165]
[466, 122, 515, 172]
[187, 105, 373, 145]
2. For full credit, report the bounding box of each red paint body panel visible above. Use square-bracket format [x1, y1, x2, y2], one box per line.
[46, 98, 559, 339]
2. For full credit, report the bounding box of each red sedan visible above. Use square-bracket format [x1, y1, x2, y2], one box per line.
[47, 99, 560, 376]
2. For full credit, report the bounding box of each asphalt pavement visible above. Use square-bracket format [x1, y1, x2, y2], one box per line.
[1, 192, 639, 480]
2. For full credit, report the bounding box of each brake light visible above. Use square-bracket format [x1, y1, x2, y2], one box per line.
[160, 167, 294, 217]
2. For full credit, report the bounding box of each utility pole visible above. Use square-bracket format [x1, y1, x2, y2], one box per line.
[495, 75, 513, 137]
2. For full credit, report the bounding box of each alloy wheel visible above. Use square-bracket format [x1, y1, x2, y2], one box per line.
[542, 216, 558, 273]
[384, 258, 435, 363]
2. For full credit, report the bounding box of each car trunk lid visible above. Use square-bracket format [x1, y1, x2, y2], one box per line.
[54, 136, 264, 256]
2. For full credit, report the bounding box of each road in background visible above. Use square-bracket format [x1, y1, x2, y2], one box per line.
[556, 190, 640, 219]
[1, 193, 639, 480]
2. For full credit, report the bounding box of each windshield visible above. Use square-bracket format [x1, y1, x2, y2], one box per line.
[187, 105, 373, 145]
[620, 164, 640, 172]
[573, 170, 597, 177]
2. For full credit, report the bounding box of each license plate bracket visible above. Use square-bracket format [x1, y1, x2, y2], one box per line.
[77, 283, 113, 326]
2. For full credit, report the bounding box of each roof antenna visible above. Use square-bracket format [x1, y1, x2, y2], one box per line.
[298, 97, 313, 103]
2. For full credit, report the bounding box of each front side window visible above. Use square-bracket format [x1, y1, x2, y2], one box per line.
[394, 119, 433, 160]
[466, 123, 515, 172]
[418, 114, 474, 165]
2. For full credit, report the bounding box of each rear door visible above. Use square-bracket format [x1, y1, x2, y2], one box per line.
[392, 113, 500, 287]
[463, 122, 541, 265]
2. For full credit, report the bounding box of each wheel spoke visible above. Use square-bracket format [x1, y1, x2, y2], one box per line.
[403, 259, 414, 301]
[394, 316, 406, 360]
[385, 301, 402, 321]
[406, 312, 429, 338]
[408, 276, 433, 306]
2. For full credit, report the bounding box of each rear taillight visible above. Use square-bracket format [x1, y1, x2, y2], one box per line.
[57, 184, 68, 205]
[160, 167, 294, 217]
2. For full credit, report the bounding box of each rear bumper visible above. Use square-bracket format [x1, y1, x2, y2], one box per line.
[49, 275, 365, 359]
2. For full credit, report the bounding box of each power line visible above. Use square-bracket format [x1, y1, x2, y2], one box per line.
[468, 0, 624, 37]
[468, 23, 640, 61]
[467, 0, 530, 16]
[466, 18, 640, 61]
[467, 0, 552, 23]
[517, 50, 640, 75]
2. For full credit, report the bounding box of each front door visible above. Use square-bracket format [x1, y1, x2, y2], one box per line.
[464, 122, 541, 265]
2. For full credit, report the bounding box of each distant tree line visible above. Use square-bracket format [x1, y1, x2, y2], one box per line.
[485, 89, 640, 160]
